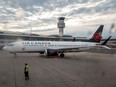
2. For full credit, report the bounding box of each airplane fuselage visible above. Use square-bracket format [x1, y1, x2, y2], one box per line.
[3, 41, 97, 53]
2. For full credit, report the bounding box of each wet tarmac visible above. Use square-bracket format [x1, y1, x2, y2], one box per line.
[0, 49, 116, 87]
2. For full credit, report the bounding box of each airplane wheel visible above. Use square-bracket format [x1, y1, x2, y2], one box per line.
[60, 53, 65, 58]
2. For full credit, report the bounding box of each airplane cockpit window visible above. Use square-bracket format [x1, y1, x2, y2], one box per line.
[7, 44, 14, 46]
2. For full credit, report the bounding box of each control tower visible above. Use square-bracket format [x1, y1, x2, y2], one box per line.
[57, 17, 65, 37]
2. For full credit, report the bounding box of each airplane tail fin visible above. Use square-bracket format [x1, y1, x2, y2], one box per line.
[90, 25, 104, 43]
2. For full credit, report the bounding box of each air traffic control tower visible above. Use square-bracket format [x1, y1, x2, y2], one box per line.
[57, 17, 65, 37]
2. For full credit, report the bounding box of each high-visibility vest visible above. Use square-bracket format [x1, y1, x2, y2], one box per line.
[25, 65, 29, 72]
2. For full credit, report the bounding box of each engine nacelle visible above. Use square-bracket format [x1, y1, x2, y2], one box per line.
[39, 52, 44, 54]
[44, 49, 58, 56]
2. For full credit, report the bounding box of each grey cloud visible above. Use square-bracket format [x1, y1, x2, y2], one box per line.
[0, 8, 16, 20]
[95, 0, 116, 13]
[1, 0, 114, 18]
[40, 19, 56, 24]
[67, 7, 91, 16]
[25, 19, 55, 27]
[10, 26, 27, 29]
[0, 0, 88, 11]
[32, 28, 55, 32]
[0, 0, 115, 20]
[0, 0, 115, 38]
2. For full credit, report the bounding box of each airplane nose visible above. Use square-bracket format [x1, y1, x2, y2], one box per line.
[3, 46, 6, 50]
[3, 46, 8, 51]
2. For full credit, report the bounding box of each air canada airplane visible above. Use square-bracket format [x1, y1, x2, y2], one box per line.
[3, 25, 111, 57]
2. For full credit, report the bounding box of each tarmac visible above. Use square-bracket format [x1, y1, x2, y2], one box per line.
[0, 49, 116, 87]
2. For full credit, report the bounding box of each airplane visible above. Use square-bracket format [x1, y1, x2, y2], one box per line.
[3, 25, 111, 57]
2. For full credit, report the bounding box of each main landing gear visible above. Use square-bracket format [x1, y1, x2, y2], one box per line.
[59, 53, 65, 58]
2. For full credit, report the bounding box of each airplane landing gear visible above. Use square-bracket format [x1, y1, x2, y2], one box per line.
[60, 53, 65, 58]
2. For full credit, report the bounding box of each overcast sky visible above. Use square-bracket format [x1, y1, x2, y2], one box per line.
[0, 0, 116, 38]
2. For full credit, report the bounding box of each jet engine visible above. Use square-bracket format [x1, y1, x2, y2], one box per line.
[44, 49, 58, 56]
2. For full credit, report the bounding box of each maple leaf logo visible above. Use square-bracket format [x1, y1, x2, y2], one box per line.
[93, 33, 101, 41]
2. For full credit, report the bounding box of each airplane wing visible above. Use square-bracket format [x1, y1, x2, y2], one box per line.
[48, 47, 89, 53]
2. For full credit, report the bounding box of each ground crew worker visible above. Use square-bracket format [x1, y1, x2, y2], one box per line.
[24, 63, 30, 80]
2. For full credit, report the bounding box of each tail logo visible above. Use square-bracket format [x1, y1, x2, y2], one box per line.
[94, 33, 101, 41]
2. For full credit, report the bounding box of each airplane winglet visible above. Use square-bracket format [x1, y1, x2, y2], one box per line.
[101, 45, 111, 49]
[101, 36, 111, 45]
[101, 36, 112, 49]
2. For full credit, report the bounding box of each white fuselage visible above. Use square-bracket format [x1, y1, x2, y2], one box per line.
[3, 41, 98, 53]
